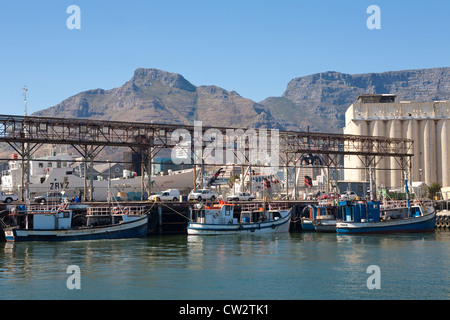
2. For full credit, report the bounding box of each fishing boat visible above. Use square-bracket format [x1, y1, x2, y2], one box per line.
[312, 212, 337, 233]
[335, 200, 436, 234]
[336, 173, 436, 234]
[300, 203, 340, 232]
[187, 202, 291, 235]
[3, 203, 148, 242]
[312, 202, 340, 233]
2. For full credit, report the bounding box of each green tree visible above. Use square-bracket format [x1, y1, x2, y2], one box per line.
[427, 182, 441, 199]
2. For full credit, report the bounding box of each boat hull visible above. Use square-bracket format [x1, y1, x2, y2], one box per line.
[4, 215, 148, 242]
[336, 211, 436, 234]
[301, 218, 316, 231]
[187, 213, 291, 235]
[313, 219, 337, 233]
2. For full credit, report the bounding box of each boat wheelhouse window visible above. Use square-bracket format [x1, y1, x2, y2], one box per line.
[272, 211, 281, 219]
[57, 162, 61, 168]
[240, 211, 251, 223]
[48, 162, 52, 167]
[343, 206, 354, 221]
[62, 162, 67, 167]
[38, 163, 43, 168]
[225, 205, 232, 216]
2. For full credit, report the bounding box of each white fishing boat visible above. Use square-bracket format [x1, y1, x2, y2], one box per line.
[187, 202, 291, 235]
[1, 152, 194, 201]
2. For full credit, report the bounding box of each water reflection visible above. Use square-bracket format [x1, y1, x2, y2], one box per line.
[0, 230, 449, 299]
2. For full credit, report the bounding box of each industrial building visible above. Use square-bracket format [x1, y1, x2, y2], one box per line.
[343, 94, 450, 189]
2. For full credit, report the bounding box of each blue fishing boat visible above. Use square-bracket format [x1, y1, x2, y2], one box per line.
[336, 173, 436, 234]
[301, 202, 340, 232]
[335, 200, 436, 234]
[312, 205, 340, 233]
[3, 204, 148, 242]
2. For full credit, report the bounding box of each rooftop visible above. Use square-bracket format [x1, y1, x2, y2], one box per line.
[357, 94, 397, 104]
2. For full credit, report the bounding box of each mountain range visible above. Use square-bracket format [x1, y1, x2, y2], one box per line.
[33, 67, 450, 133]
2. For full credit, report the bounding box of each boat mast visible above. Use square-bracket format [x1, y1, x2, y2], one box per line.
[404, 171, 411, 211]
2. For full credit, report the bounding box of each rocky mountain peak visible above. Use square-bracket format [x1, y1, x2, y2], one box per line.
[128, 68, 196, 92]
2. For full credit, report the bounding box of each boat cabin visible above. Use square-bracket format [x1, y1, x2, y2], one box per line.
[239, 209, 282, 223]
[191, 203, 283, 225]
[314, 205, 339, 220]
[192, 203, 236, 225]
[33, 209, 72, 230]
[339, 200, 381, 223]
[381, 204, 423, 220]
[9, 204, 73, 230]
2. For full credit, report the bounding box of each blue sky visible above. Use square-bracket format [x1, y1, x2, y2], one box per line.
[0, 0, 449, 115]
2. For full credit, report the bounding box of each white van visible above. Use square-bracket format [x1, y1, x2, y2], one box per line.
[148, 189, 180, 202]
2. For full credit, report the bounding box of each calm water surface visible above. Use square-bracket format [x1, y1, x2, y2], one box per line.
[1, 231, 449, 300]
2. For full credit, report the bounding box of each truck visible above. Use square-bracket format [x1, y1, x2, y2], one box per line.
[0, 190, 19, 203]
[148, 189, 180, 202]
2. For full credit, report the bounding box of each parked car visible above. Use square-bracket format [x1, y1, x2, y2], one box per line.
[0, 190, 19, 203]
[227, 192, 255, 201]
[34, 192, 68, 204]
[340, 191, 358, 201]
[188, 189, 218, 201]
[148, 189, 180, 202]
[318, 192, 339, 201]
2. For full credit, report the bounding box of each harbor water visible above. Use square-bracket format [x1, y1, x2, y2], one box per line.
[1, 231, 449, 300]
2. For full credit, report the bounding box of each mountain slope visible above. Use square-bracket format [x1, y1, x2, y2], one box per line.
[260, 67, 450, 133]
[33, 67, 450, 134]
[33, 68, 283, 129]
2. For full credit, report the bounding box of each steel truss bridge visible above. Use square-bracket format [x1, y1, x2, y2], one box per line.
[0, 114, 413, 201]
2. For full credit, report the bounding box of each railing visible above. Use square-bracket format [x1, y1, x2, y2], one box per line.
[381, 199, 433, 209]
[13, 203, 71, 214]
[239, 202, 290, 212]
[87, 205, 146, 216]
